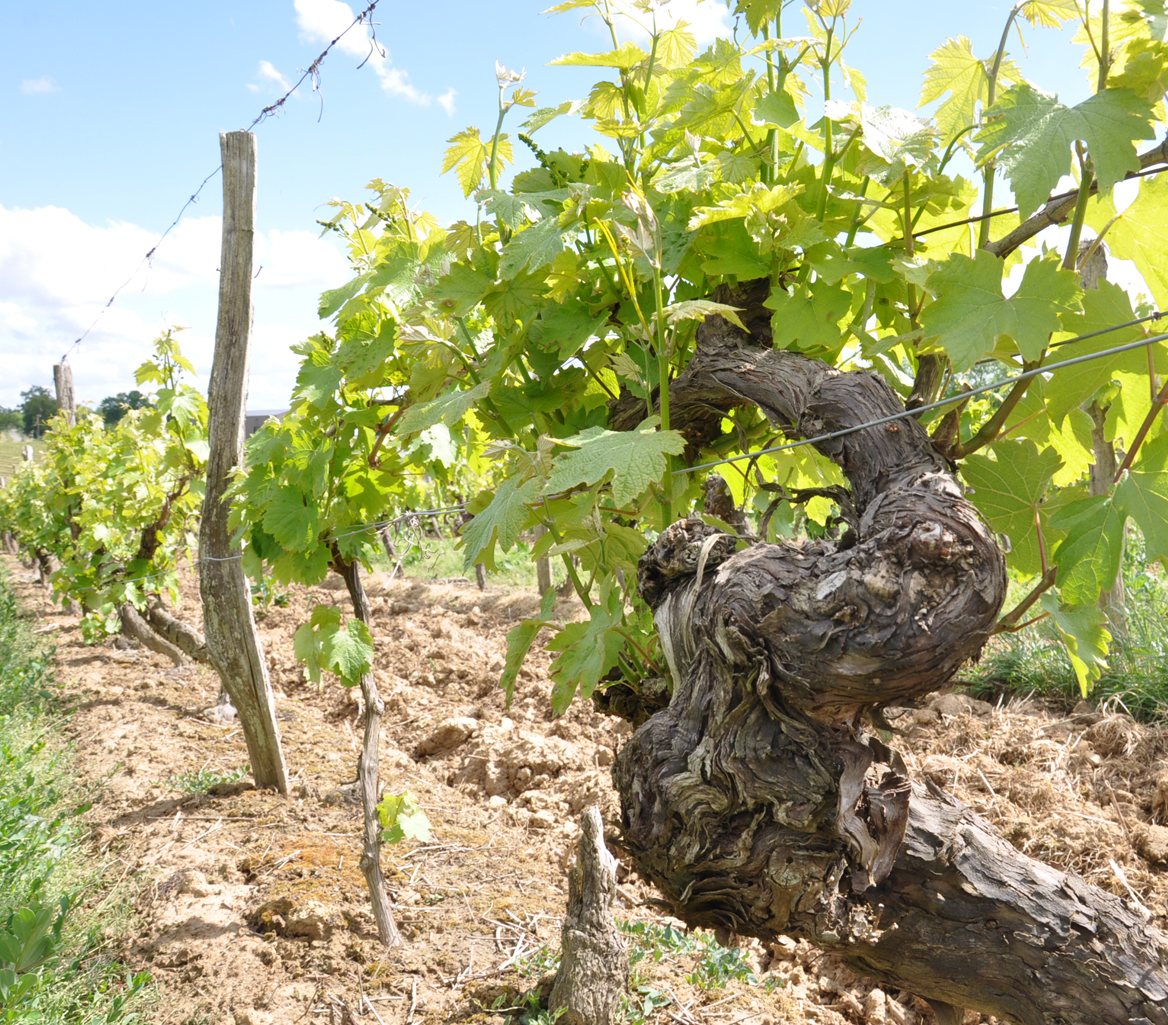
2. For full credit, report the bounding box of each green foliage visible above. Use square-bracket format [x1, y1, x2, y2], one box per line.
[253, 0, 1168, 710]
[95, 392, 152, 428]
[975, 83, 1156, 217]
[968, 537, 1168, 714]
[0, 331, 207, 641]
[0, 572, 150, 1023]
[376, 791, 432, 845]
[18, 388, 56, 440]
[157, 765, 249, 795]
[293, 605, 375, 688]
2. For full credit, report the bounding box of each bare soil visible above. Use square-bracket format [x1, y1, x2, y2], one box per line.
[8, 558, 1168, 1025]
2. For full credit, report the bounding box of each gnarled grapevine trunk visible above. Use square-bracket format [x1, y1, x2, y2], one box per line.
[607, 294, 1168, 1025]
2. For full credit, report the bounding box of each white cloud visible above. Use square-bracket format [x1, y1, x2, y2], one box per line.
[0, 205, 351, 410]
[293, 0, 433, 105]
[436, 87, 457, 117]
[248, 59, 292, 94]
[612, 0, 733, 47]
[20, 76, 59, 95]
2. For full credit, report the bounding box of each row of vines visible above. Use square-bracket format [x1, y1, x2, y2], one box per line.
[4, 0, 1168, 1016]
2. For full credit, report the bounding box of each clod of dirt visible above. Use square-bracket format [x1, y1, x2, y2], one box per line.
[1134, 824, 1168, 865]
[163, 869, 214, 899]
[928, 692, 993, 718]
[1152, 776, 1168, 825]
[450, 725, 586, 799]
[247, 895, 345, 941]
[416, 716, 479, 757]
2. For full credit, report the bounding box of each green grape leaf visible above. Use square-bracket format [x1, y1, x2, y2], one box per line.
[1086, 174, 1168, 312]
[499, 216, 566, 277]
[546, 580, 624, 714]
[432, 258, 494, 318]
[443, 128, 513, 198]
[1045, 281, 1144, 426]
[662, 300, 748, 331]
[733, 0, 784, 35]
[397, 382, 491, 436]
[500, 589, 558, 704]
[688, 183, 803, 230]
[1116, 469, 1168, 563]
[1022, 1, 1079, 28]
[377, 792, 432, 845]
[551, 42, 648, 69]
[1049, 493, 1127, 605]
[919, 37, 1021, 142]
[828, 101, 936, 168]
[482, 270, 546, 327]
[320, 615, 375, 687]
[543, 418, 686, 507]
[262, 486, 322, 552]
[921, 251, 1082, 370]
[754, 88, 799, 128]
[975, 83, 1156, 218]
[961, 440, 1063, 575]
[294, 353, 345, 409]
[765, 281, 852, 359]
[520, 99, 583, 134]
[1137, 430, 1168, 471]
[1040, 592, 1111, 697]
[462, 475, 540, 571]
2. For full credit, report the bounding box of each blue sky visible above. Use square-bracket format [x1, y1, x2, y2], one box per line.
[0, 0, 1097, 412]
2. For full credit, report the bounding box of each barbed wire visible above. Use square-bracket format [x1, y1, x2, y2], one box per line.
[58, 0, 384, 363]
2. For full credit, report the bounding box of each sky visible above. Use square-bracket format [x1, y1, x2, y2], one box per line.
[0, 0, 1109, 413]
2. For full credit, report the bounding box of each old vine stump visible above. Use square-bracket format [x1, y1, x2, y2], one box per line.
[604, 289, 1168, 1025]
[550, 806, 628, 1025]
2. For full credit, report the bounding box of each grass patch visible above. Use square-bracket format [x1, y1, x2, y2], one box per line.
[0, 573, 150, 1022]
[370, 534, 567, 591]
[967, 542, 1168, 720]
[0, 440, 41, 482]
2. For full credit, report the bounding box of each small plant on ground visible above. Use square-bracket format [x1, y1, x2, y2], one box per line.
[157, 764, 249, 795]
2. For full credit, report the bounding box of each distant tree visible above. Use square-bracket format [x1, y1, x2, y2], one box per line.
[0, 408, 23, 434]
[20, 386, 57, 438]
[96, 390, 152, 427]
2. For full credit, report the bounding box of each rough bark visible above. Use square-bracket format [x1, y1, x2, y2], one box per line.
[550, 806, 628, 1025]
[118, 603, 188, 666]
[144, 597, 212, 664]
[702, 474, 751, 535]
[534, 525, 553, 597]
[606, 295, 1168, 1024]
[334, 556, 402, 949]
[199, 130, 289, 795]
[53, 363, 76, 427]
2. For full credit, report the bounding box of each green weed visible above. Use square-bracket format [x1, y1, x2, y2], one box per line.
[0, 568, 151, 1022]
[157, 765, 249, 795]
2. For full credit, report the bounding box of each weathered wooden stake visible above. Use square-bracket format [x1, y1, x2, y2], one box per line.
[550, 806, 628, 1025]
[533, 525, 553, 596]
[53, 363, 76, 426]
[199, 131, 290, 794]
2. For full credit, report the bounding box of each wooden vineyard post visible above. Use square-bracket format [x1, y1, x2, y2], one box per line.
[53, 363, 76, 426]
[533, 525, 552, 596]
[199, 130, 290, 794]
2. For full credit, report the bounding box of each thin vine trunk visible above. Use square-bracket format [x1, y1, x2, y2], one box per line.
[334, 556, 402, 949]
[604, 286, 1168, 1025]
